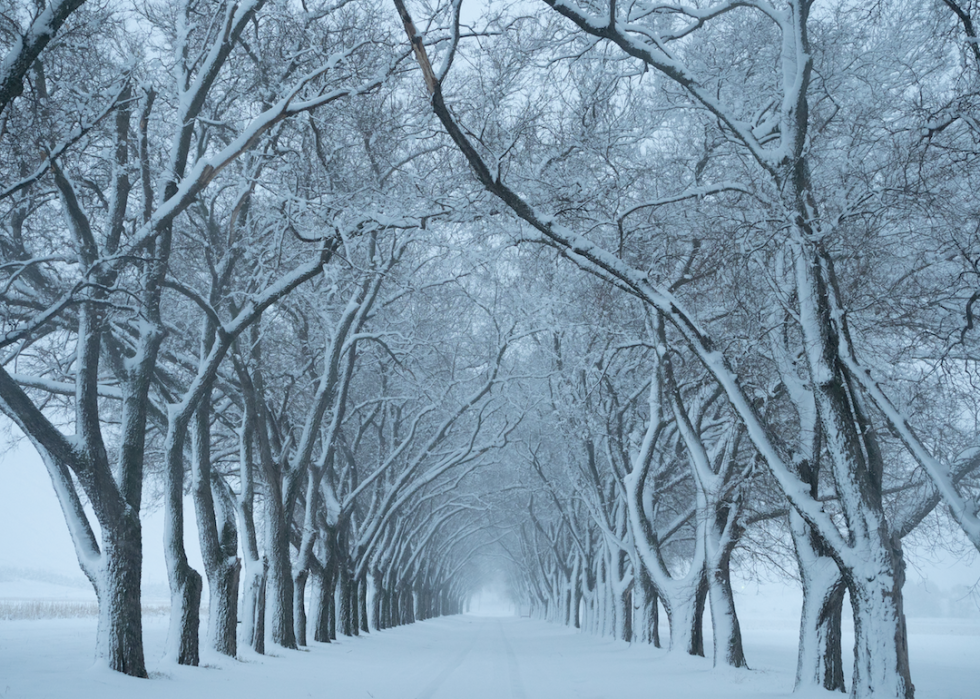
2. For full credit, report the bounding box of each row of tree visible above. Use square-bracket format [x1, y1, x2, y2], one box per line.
[389, 1, 980, 699]
[2, 1, 980, 698]
[0, 0, 513, 677]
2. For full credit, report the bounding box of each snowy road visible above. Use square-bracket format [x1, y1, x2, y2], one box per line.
[411, 619, 526, 699]
[1, 614, 978, 698]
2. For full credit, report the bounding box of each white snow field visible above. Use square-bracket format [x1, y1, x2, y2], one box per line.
[1, 609, 977, 699]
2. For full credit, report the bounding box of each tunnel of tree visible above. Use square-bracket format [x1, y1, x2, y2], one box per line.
[1, 1, 979, 698]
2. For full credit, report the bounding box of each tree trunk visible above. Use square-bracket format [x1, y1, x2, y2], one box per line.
[165, 564, 203, 666]
[94, 516, 147, 677]
[192, 447, 241, 657]
[706, 512, 747, 668]
[794, 243, 914, 698]
[350, 574, 360, 634]
[163, 437, 202, 666]
[622, 585, 633, 642]
[293, 569, 309, 646]
[359, 573, 370, 633]
[844, 536, 913, 699]
[635, 566, 659, 646]
[340, 565, 353, 636]
[312, 532, 336, 642]
[265, 496, 296, 649]
[328, 572, 338, 639]
[792, 510, 846, 692]
[707, 553, 746, 667]
[206, 558, 241, 657]
[240, 556, 267, 655]
[661, 570, 707, 657]
[371, 569, 383, 631]
[311, 570, 326, 643]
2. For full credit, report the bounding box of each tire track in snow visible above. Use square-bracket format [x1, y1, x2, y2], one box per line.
[413, 623, 481, 699]
[497, 620, 528, 699]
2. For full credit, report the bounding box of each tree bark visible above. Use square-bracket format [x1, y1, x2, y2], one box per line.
[844, 536, 913, 699]
[94, 515, 147, 676]
[163, 428, 202, 666]
[792, 510, 846, 692]
[265, 492, 297, 649]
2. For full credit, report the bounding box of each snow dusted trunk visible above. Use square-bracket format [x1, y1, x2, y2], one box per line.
[705, 503, 747, 668]
[163, 548, 203, 666]
[207, 558, 241, 656]
[635, 564, 660, 646]
[706, 543, 745, 667]
[794, 241, 914, 698]
[265, 490, 297, 649]
[350, 575, 361, 634]
[570, 554, 583, 629]
[791, 510, 846, 692]
[372, 569, 383, 631]
[622, 585, 633, 642]
[405, 583, 417, 624]
[240, 556, 267, 655]
[0, 86, 158, 678]
[661, 570, 707, 657]
[312, 533, 337, 642]
[292, 470, 322, 647]
[310, 566, 330, 643]
[623, 440, 708, 656]
[359, 572, 370, 633]
[844, 536, 912, 699]
[236, 408, 267, 655]
[94, 515, 147, 676]
[776, 1, 912, 690]
[193, 398, 241, 658]
[293, 570, 309, 647]
[339, 558, 354, 636]
[162, 424, 203, 666]
[381, 583, 393, 630]
[610, 548, 632, 642]
[391, 584, 402, 627]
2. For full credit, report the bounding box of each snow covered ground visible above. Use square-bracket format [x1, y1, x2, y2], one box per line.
[1, 603, 977, 698]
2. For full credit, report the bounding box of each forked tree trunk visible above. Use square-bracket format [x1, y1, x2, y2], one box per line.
[660, 570, 707, 657]
[792, 510, 846, 692]
[706, 508, 747, 668]
[794, 246, 914, 699]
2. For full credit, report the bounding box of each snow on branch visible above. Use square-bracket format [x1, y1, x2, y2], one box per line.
[0, 0, 89, 117]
